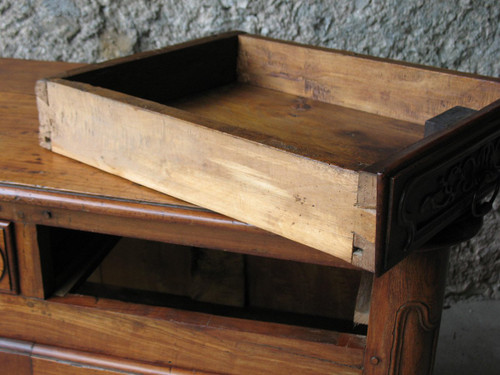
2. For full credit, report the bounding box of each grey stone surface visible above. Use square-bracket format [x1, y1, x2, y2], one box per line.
[435, 299, 500, 374]
[446, 200, 500, 304]
[1, 0, 499, 304]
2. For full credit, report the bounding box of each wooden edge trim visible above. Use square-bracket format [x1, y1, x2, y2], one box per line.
[370, 98, 500, 275]
[0, 337, 213, 374]
[43, 77, 371, 171]
[0, 186, 360, 270]
[0, 337, 33, 356]
[36, 31, 500, 86]
[52, 294, 367, 349]
[237, 33, 500, 84]
[365, 99, 500, 174]
[0, 184, 242, 229]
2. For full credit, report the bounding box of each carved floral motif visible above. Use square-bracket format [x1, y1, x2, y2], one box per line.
[379, 106, 500, 274]
[419, 138, 500, 216]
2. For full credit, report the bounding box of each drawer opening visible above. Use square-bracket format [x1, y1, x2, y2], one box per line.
[37, 225, 367, 335]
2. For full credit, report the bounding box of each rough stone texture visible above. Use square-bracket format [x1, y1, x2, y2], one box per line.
[435, 300, 500, 374]
[446, 200, 500, 304]
[1, 0, 499, 304]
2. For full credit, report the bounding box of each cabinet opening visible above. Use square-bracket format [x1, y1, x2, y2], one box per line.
[37, 225, 366, 334]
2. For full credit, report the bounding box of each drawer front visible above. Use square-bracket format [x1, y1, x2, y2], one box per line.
[375, 100, 500, 274]
[0, 221, 18, 294]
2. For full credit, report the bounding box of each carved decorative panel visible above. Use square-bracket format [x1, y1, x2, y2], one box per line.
[388, 302, 439, 375]
[377, 103, 500, 274]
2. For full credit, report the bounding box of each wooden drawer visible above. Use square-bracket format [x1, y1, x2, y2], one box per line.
[36, 32, 500, 274]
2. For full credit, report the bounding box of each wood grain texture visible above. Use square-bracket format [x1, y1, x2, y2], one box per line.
[0, 337, 209, 374]
[40, 79, 376, 263]
[0, 351, 32, 375]
[14, 223, 46, 298]
[238, 34, 500, 124]
[31, 345, 209, 375]
[170, 82, 422, 170]
[0, 60, 191, 208]
[0, 57, 362, 269]
[0, 337, 33, 375]
[0, 294, 365, 374]
[246, 256, 361, 321]
[0, 191, 358, 270]
[0, 58, 83, 96]
[37, 34, 500, 269]
[363, 248, 450, 374]
[371, 99, 500, 273]
[0, 221, 18, 294]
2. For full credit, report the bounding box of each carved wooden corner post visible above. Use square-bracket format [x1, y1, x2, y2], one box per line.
[363, 214, 486, 375]
[363, 105, 500, 374]
[363, 246, 450, 374]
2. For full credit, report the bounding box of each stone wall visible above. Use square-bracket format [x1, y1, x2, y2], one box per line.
[1, 0, 499, 303]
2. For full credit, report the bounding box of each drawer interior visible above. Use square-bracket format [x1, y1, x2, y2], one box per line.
[65, 33, 424, 171]
[63, 33, 499, 173]
[37, 225, 367, 334]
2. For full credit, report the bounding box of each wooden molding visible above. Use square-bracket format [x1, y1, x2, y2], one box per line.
[373, 100, 500, 273]
[388, 302, 439, 375]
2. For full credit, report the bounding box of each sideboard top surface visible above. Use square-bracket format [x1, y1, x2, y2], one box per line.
[0, 58, 196, 209]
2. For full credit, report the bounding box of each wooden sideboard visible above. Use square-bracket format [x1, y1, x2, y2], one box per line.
[0, 57, 494, 374]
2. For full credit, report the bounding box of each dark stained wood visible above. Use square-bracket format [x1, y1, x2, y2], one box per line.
[0, 338, 32, 375]
[0, 196, 358, 270]
[238, 34, 500, 124]
[246, 256, 362, 321]
[68, 33, 239, 104]
[0, 294, 365, 374]
[371, 99, 500, 273]
[0, 337, 208, 374]
[31, 344, 211, 375]
[0, 350, 32, 374]
[423, 106, 476, 137]
[0, 221, 18, 294]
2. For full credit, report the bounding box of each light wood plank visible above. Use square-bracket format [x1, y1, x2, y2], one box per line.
[170, 82, 422, 170]
[41, 81, 377, 263]
[238, 35, 500, 124]
[0, 85, 191, 209]
[354, 271, 373, 325]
